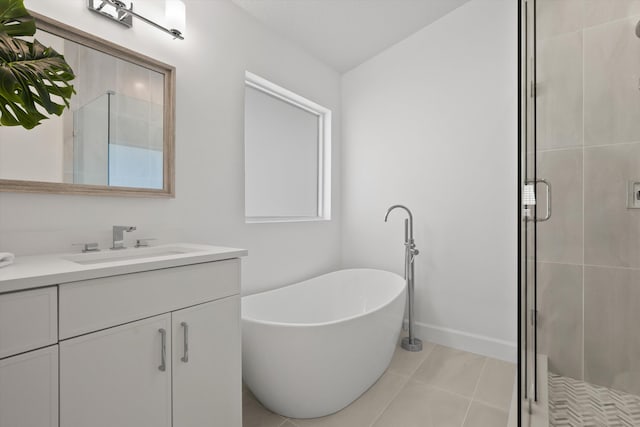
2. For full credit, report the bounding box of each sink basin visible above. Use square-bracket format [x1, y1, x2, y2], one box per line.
[64, 245, 201, 265]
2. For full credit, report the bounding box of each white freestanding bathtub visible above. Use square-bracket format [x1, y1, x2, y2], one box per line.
[241, 268, 406, 419]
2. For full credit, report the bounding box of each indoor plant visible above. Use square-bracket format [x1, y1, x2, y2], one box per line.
[0, 0, 74, 129]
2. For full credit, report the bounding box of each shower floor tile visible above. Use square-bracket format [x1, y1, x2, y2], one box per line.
[549, 373, 640, 427]
[242, 341, 515, 427]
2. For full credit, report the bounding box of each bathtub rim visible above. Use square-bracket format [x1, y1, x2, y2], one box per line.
[241, 268, 406, 328]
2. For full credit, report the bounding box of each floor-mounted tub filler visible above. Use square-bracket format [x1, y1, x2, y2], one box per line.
[241, 269, 406, 418]
[384, 204, 422, 352]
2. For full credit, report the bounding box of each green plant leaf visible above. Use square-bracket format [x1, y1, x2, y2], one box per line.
[0, 0, 35, 37]
[0, 32, 75, 129]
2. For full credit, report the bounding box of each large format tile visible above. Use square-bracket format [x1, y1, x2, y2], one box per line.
[537, 262, 584, 380]
[387, 340, 435, 377]
[584, 143, 640, 268]
[584, 17, 640, 146]
[463, 402, 509, 427]
[474, 359, 516, 411]
[412, 345, 486, 397]
[372, 380, 470, 427]
[243, 386, 287, 427]
[584, 0, 640, 28]
[584, 266, 640, 395]
[536, 0, 583, 41]
[537, 148, 583, 264]
[537, 32, 583, 150]
[292, 372, 408, 427]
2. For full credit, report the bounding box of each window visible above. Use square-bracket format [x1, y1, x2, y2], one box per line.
[244, 72, 331, 223]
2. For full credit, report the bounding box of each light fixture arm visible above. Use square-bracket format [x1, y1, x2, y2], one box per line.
[88, 0, 185, 40]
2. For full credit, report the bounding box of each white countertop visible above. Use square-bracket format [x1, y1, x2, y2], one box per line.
[0, 243, 248, 294]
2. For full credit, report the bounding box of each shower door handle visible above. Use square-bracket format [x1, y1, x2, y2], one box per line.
[536, 179, 551, 222]
[526, 179, 551, 222]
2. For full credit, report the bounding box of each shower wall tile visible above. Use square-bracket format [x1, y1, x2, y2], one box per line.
[537, 0, 640, 398]
[584, 17, 640, 146]
[583, 0, 640, 28]
[537, 0, 584, 41]
[150, 71, 165, 106]
[537, 262, 584, 380]
[537, 149, 583, 264]
[584, 143, 640, 268]
[76, 46, 117, 108]
[537, 32, 583, 150]
[584, 266, 640, 395]
[117, 59, 153, 103]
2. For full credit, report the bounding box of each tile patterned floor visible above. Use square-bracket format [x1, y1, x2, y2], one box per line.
[243, 341, 516, 427]
[549, 373, 640, 427]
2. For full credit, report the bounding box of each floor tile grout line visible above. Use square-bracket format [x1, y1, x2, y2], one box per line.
[410, 376, 485, 403]
[458, 397, 475, 427]
[367, 373, 412, 427]
[472, 397, 512, 413]
[460, 357, 489, 427]
[403, 342, 436, 378]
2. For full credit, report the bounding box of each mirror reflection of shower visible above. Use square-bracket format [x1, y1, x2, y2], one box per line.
[73, 90, 164, 189]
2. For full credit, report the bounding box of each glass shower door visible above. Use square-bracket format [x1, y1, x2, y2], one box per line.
[522, 1, 640, 425]
[520, 0, 543, 423]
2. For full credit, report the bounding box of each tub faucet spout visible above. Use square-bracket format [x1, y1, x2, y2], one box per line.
[384, 205, 413, 241]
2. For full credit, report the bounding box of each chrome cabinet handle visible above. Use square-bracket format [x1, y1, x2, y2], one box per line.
[180, 322, 189, 363]
[158, 328, 167, 372]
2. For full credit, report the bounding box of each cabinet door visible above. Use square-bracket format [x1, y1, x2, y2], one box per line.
[60, 314, 172, 427]
[0, 345, 58, 427]
[172, 296, 241, 427]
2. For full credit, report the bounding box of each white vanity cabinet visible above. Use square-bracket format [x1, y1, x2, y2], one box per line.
[60, 314, 173, 427]
[0, 245, 246, 427]
[172, 296, 241, 427]
[59, 296, 241, 427]
[0, 287, 59, 427]
[0, 345, 59, 427]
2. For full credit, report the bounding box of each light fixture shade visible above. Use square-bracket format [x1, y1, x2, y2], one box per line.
[165, 0, 186, 35]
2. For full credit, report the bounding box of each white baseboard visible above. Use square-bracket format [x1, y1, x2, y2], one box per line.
[413, 321, 517, 362]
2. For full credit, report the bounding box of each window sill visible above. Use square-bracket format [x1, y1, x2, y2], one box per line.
[245, 216, 331, 224]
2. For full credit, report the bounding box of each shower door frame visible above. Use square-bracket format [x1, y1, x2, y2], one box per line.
[519, 0, 540, 425]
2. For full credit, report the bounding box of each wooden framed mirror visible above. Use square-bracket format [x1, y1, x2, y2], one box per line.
[0, 12, 175, 197]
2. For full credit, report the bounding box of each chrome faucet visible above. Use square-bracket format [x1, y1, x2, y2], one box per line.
[111, 225, 136, 250]
[385, 205, 422, 352]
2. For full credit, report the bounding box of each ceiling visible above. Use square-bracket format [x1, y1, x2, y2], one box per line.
[231, 0, 472, 73]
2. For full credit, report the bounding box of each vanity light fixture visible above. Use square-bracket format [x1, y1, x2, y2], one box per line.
[88, 0, 185, 40]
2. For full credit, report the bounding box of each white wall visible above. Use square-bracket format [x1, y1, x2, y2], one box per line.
[341, 0, 517, 361]
[0, 0, 342, 296]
